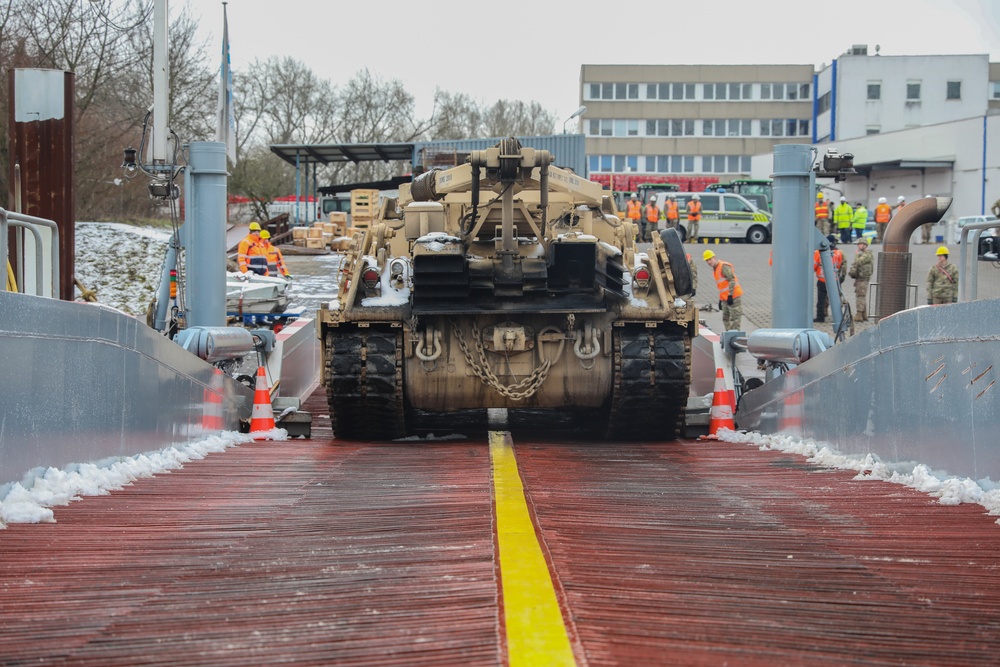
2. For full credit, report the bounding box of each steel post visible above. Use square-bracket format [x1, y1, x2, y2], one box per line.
[771, 144, 814, 329]
[185, 142, 228, 327]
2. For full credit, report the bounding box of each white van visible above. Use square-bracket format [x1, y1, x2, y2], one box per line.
[667, 192, 772, 244]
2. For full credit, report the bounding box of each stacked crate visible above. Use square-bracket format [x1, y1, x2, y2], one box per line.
[350, 189, 379, 230]
[291, 226, 310, 247]
[328, 212, 351, 251]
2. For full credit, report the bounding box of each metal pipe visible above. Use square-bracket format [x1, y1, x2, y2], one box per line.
[185, 142, 229, 328]
[877, 196, 952, 319]
[771, 144, 814, 329]
[957, 221, 999, 301]
[152, 0, 169, 164]
[9, 219, 45, 295]
[883, 196, 952, 252]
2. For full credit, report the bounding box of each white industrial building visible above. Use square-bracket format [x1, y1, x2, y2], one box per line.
[583, 47, 1000, 222]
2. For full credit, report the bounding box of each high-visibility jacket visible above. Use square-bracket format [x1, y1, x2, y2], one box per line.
[665, 200, 679, 220]
[645, 204, 661, 223]
[815, 202, 829, 220]
[263, 241, 289, 277]
[833, 203, 854, 229]
[237, 233, 261, 273]
[246, 242, 269, 276]
[875, 203, 891, 223]
[813, 248, 844, 282]
[626, 200, 642, 220]
[853, 206, 868, 229]
[687, 200, 702, 222]
[713, 261, 743, 300]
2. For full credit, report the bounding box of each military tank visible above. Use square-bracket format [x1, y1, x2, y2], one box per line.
[318, 138, 697, 441]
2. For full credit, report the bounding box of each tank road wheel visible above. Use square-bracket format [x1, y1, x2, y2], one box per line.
[605, 326, 691, 441]
[659, 227, 693, 296]
[325, 328, 406, 441]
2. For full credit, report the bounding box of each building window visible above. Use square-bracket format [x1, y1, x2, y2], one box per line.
[704, 85, 714, 101]
[671, 119, 694, 136]
[726, 155, 742, 172]
[947, 81, 961, 100]
[772, 84, 785, 100]
[761, 84, 771, 100]
[799, 119, 810, 136]
[613, 119, 638, 136]
[867, 82, 881, 100]
[799, 83, 810, 99]
[907, 82, 921, 101]
[866, 127, 880, 135]
[818, 91, 831, 114]
[992, 82, 1000, 100]
[588, 119, 612, 136]
[703, 119, 714, 136]
[741, 156, 751, 172]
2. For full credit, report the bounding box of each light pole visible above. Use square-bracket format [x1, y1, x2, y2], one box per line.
[562, 105, 587, 134]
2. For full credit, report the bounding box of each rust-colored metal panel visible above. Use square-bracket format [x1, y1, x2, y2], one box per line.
[3, 388, 1000, 666]
[515, 441, 1000, 666]
[7, 69, 75, 300]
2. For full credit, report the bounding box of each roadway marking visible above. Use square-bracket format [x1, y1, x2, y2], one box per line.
[489, 431, 576, 667]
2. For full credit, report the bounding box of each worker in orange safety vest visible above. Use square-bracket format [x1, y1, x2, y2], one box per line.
[664, 194, 680, 230]
[686, 194, 703, 243]
[812, 235, 845, 323]
[642, 196, 661, 242]
[874, 197, 891, 244]
[814, 192, 830, 236]
[260, 230, 291, 278]
[238, 222, 267, 275]
[704, 249, 742, 331]
[625, 193, 642, 241]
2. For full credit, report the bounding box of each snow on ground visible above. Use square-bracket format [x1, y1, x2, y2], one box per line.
[0, 429, 287, 527]
[716, 428, 1000, 522]
[75, 222, 171, 316]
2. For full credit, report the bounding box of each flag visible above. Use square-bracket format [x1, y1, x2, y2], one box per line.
[215, 2, 237, 165]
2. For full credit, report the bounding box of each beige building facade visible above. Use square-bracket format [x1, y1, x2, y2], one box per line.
[580, 64, 816, 182]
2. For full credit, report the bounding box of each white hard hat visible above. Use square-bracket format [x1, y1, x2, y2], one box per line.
[692, 194, 700, 200]
[840, 196, 847, 202]
[650, 197, 657, 202]
[897, 196, 905, 202]
[669, 194, 676, 199]
[878, 197, 886, 203]
[630, 193, 637, 199]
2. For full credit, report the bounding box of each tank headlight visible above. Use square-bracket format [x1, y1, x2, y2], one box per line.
[633, 266, 651, 289]
[362, 266, 381, 289]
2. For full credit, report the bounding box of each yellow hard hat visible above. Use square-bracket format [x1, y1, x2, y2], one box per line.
[936, 246, 949, 256]
[260, 230, 271, 239]
[816, 192, 824, 199]
[702, 249, 716, 261]
[248, 222, 261, 231]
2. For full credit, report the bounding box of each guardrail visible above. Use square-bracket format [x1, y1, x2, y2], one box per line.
[0, 208, 60, 298]
[958, 221, 1000, 302]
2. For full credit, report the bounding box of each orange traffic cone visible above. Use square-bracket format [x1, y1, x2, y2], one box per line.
[249, 366, 276, 439]
[201, 370, 225, 433]
[704, 367, 735, 438]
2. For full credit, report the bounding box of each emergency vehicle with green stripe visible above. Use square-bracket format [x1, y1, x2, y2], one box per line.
[670, 192, 772, 244]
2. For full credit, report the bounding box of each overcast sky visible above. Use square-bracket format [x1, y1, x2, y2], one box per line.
[187, 0, 999, 123]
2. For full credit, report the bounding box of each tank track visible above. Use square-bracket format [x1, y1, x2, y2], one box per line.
[605, 326, 691, 441]
[325, 327, 406, 441]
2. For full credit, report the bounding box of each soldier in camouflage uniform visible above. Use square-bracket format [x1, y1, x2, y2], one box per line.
[926, 246, 959, 304]
[848, 237, 874, 321]
[703, 249, 742, 331]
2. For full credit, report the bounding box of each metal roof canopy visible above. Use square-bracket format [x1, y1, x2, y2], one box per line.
[270, 143, 415, 166]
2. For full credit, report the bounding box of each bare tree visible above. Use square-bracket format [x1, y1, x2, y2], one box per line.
[482, 99, 559, 137]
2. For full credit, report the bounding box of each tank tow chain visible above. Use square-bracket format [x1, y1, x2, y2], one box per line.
[451, 319, 564, 401]
[325, 328, 406, 440]
[605, 327, 690, 440]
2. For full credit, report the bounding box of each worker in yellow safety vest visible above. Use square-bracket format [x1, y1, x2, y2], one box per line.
[833, 197, 854, 245]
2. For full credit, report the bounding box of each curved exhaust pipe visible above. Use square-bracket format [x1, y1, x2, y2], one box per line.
[875, 196, 952, 319]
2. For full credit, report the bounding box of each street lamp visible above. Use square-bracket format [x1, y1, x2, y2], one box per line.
[562, 105, 587, 134]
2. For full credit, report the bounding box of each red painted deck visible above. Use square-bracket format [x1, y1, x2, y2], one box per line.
[1, 389, 999, 665]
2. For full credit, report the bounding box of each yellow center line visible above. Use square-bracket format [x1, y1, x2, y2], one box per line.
[489, 431, 576, 667]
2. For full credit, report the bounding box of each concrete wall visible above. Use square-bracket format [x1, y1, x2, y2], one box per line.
[0, 291, 253, 494]
[738, 299, 1000, 482]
